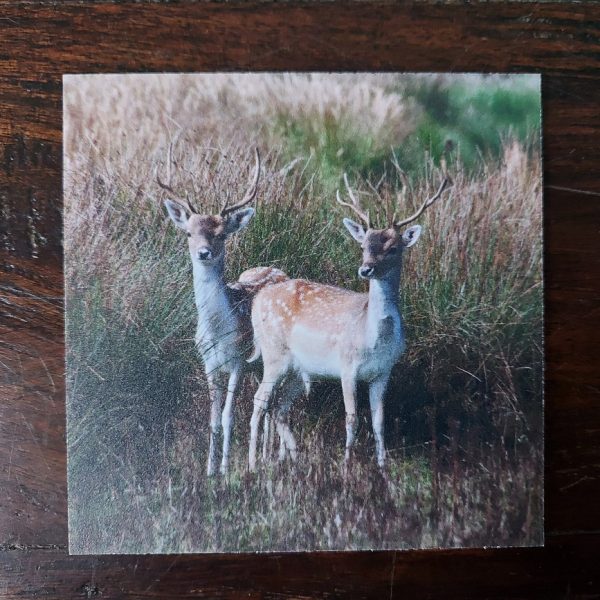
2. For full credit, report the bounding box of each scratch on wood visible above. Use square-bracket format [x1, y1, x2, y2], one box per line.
[547, 185, 600, 198]
[143, 556, 179, 593]
[560, 475, 596, 492]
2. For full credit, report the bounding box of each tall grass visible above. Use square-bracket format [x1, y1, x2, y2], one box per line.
[64, 74, 542, 553]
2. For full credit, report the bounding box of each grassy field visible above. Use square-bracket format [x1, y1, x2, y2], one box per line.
[64, 73, 543, 553]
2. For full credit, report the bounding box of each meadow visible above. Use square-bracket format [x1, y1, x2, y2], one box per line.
[64, 73, 543, 553]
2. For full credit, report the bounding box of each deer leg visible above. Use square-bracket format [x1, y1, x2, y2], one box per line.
[275, 414, 297, 462]
[262, 411, 271, 461]
[220, 365, 241, 475]
[249, 378, 277, 472]
[253, 370, 272, 462]
[369, 374, 389, 468]
[275, 374, 302, 462]
[341, 371, 358, 463]
[277, 420, 287, 462]
[207, 374, 225, 477]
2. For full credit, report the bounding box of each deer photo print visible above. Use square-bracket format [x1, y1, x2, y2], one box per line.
[64, 73, 543, 553]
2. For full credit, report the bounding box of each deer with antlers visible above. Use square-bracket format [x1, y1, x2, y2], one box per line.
[161, 149, 289, 476]
[248, 171, 451, 470]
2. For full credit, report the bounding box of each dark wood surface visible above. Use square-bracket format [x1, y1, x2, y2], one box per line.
[1, 2, 599, 598]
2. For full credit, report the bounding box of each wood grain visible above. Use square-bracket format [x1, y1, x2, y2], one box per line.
[1, 535, 599, 599]
[0, 2, 599, 598]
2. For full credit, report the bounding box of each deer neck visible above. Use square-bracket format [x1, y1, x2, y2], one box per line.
[365, 266, 402, 345]
[192, 258, 230, 320]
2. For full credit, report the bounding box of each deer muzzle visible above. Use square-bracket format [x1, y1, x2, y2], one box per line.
[358, 264, 375, 279]
[197, 247, 213, 261]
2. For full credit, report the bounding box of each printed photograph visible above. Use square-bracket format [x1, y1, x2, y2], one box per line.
[64, 73, 543, 553]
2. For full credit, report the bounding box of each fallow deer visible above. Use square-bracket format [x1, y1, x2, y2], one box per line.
[248, 172, 451, 470]
[161, 149, 288, 476]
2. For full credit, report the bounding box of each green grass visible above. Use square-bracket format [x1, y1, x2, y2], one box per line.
[272, 113, 393, 196]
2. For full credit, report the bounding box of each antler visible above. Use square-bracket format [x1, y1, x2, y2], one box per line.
[220, 148, 261, 217]
[156, 142, 198, 214]
[394, 175, 452, 229]
[336, 172, 372, 229]
[156, 172, 198, 215]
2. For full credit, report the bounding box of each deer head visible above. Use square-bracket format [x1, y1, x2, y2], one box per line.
[338, 172, 451, 280]
[161, 149, 261, 265]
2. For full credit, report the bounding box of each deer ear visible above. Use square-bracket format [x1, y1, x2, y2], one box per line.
[224, 207, 255, 234]
[164, 199, 190, 230]
[402, 224, 422, 247]
[343, 218, 366, 244]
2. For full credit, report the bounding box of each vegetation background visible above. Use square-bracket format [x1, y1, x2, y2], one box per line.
[64, 73, 543, 553]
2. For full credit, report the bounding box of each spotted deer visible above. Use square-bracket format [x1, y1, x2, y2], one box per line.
[248, 173, 451, 470]
[161, 149, 288, 476]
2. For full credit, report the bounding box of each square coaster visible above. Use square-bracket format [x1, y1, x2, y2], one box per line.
[64, 73, 543, 554]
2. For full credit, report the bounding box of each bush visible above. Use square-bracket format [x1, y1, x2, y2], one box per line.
[393, 74, 541, 176]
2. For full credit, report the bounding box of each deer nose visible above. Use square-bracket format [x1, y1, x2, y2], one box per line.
[359, 265, 375, 279]
[197, 247, 212, 261]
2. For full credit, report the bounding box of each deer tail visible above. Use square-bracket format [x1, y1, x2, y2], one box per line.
[247, 337, 261, 363]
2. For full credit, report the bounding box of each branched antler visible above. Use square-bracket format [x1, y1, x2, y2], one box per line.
[220, 148, 261, 217]
[336, 172, 371, 229]
[156, 141, 198, 214]
[394, 175, 452, 229]
[156, 171, 197, 214]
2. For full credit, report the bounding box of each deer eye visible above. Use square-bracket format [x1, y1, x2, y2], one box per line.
[186, 232, 192, 238]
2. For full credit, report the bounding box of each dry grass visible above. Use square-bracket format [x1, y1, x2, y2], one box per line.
[64, 73, 543, 553]
[64, 73, 414, 178]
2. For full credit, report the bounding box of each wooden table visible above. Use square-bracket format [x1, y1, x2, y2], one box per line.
[1, 3, 599, 598]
